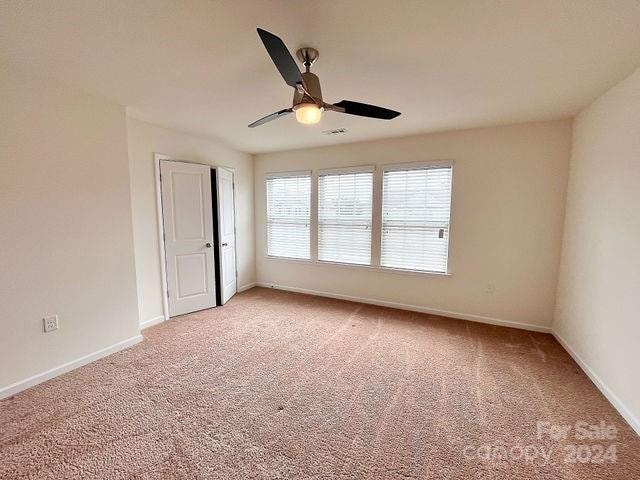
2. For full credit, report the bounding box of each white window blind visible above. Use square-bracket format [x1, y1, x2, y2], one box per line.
[381, 165, 452, 273]
[266, 173, 311, 259]
[318, 169, 373, 265]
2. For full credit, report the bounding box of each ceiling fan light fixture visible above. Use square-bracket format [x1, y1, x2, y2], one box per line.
[294, 103, 323, 125]
[248, 29, 400, 128]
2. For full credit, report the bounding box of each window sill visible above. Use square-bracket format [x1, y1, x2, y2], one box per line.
[264, 255, 451, 277]
[265, 255, 313, 264]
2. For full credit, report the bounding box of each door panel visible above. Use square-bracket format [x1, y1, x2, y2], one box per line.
[161, 161, 216, 316]
[216, 168, 237, 304]
[222, 248, 235, 289]
[170, 172, 206, 240]
[175, 253, 208, 298]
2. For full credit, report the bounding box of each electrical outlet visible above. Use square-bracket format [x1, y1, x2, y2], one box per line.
[485, 283, 495, 294]
[43, 315, 58, 333]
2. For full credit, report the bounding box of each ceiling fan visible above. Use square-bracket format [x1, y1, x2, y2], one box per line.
[249, 28, 401, 127]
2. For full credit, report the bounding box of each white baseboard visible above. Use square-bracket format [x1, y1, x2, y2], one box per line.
[140, 315, 165, 330]
[238, 282, 257, 293]
[552, 331, 640, 437]
[0, 335, 143, 400]
[254, 282, 551, 333]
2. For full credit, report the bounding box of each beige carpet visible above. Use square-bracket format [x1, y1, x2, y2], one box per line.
[1, 287, 638, 479]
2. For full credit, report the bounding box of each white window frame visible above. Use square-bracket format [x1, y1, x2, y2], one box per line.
[317, 165, 375, 176]
[265, 170, 312, 261]
[316, 165, 375, 266]
[264, 160, 454, 277]
[380, 160, 454, 274]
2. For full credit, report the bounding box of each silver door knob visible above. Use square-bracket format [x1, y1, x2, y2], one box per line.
[205, 242, 212, 248]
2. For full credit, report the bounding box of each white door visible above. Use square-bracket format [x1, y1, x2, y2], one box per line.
[160, 160, 216, 316]
[216, 167, 237, 304]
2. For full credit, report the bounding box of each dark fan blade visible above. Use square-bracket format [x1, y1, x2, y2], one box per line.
[332, 100, 401, 120]
[257, 28, 304, 88]
[248, 108, 292, 128]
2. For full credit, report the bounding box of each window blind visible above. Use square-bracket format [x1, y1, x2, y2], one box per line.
[266, 174, 311, 259]
[381, 166, 452, 273]
[318, 169, 373, 265]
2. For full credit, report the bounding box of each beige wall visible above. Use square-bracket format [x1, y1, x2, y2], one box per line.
[554, 68, 640, 430]
[255, 120, 572, 329]
[126, 118, 255, 325]
[0, 66, 140, 391]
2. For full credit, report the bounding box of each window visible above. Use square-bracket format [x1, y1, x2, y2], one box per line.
[381, 164, 452, 273]
[318, 167, 373, 265]
[266, 172, 311, 259]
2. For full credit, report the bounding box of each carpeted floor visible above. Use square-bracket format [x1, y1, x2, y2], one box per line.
[1, 287, 639, 479]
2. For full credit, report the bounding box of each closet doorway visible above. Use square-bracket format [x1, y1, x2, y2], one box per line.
[157, 156, 237, 318]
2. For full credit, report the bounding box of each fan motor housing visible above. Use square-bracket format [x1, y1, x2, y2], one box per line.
[293, 71, 323, 107]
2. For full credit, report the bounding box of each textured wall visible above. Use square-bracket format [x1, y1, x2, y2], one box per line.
[0, 66, 140, 389]
[255, 120, 572, 329]
[554, 67, 640, 429]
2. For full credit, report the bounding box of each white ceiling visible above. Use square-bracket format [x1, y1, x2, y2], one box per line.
[2, 1, 640, 154]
